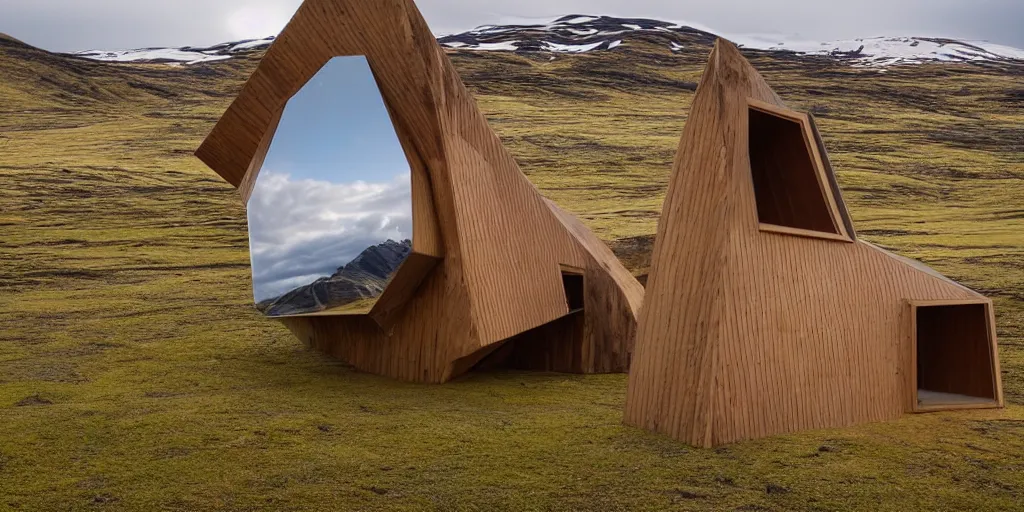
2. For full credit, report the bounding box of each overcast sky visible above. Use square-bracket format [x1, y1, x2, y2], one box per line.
[2, 0, 1022, 52]
[248, 171, 411, 302]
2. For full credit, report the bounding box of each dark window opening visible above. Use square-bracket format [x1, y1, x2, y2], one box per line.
[562, 272, 584, 313]
[466, 270, 588, 375]
[748, 106, 840, 235]
[916, 303, 997, 409]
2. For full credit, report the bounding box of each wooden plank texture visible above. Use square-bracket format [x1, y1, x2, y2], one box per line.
[195, 0, 642, 383]
[625, 39, 1003, 447]
[237, 108, 282, 204]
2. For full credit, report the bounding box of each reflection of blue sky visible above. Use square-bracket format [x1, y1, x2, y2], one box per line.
[246, 56, 413, 303]
[261, 56, 410, 183]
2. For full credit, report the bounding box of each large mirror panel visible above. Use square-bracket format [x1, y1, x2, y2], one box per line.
[246, 56, 413, 317]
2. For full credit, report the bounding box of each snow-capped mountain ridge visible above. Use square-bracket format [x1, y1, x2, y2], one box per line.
[730, 34, 1024, 66]
[75, 37, 277, 65]
[71, 14, 1024, 67]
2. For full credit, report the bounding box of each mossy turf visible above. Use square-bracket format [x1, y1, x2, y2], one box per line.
[1, 33, 1023, 510]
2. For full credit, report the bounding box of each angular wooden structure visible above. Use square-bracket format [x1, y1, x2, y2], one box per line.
[625, 40, 1003, 446]
[195, 0, 642, 383]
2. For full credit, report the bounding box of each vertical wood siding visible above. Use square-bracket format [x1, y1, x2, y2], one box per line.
[626, 39, 1003, 446]
[195, 0, 643, 383]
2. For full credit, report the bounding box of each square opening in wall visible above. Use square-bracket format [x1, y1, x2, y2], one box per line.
[914, 302, 999, 411]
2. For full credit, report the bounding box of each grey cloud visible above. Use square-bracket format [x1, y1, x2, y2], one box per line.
[247, 171, 412, 301]
[2, 0, 1022, 52]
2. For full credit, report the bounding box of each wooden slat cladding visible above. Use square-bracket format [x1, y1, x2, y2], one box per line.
[546, 200, 644, 373]
[237, 108, 282, 204]
[195, 0, 642, 383]
[484, 312, 587, 373]
[625, 39, 1003, 447]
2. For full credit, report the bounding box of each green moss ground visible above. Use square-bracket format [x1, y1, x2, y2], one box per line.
[1, 35, 1023, 510]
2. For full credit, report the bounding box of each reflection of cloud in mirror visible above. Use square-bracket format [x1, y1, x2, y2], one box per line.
[248, 171, 412, 302]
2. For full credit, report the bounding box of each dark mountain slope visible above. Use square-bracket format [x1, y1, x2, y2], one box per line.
[258, 239, 412, 316]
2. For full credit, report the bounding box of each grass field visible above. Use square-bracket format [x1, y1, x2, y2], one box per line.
[1, 31, 1023, 510]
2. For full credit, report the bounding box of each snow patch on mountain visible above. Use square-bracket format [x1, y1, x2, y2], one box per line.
[563, 16, 599, 25]
[228, 38, 276, 52]
[75, 48, 231, 65]
[544, 41, 606, 53]
[442, 40, 519, 51]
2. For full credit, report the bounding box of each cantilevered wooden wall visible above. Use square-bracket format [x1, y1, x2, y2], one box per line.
[195, 0, 642, 383]
[625, 39, 1003, 447]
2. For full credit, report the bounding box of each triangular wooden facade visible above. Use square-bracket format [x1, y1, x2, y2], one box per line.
[625, 40, 1003, 446]
[195, 0, 643, 383]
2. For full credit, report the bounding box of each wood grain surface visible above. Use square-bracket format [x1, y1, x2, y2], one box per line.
[195, 0, 643, 383]
[624, 39, 1003, 447]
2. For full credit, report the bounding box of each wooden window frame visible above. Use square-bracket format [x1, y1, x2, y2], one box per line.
[747, 99, 854, 243]
[908, 299, 1003, 413]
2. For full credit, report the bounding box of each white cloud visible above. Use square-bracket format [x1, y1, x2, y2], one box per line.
[246, 170, 412, 302]
[226, 4, 292, 40]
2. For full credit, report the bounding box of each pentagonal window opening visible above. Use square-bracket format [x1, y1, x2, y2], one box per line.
[246, 56, 413, 317]
[747, 101, 847, 241]
[914, 302, 999, 410]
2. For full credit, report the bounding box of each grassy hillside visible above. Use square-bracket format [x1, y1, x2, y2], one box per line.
[1, 31, 1023, 511]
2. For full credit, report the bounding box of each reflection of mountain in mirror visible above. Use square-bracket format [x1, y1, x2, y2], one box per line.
[245, 56, 413, 317]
